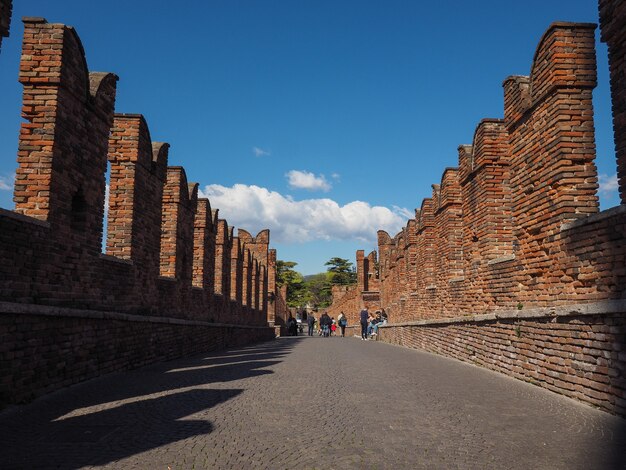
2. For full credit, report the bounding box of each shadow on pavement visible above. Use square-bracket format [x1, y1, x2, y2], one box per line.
[1, 337, 306, 469]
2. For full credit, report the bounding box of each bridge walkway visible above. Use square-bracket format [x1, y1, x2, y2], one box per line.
[1, 335, 625, 469]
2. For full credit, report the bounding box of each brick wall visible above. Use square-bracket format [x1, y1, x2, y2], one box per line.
[272, 284, 291, 336]
[378, 301, 626, 415]
[0, 303, 274, 408]
[330, 16, 626, 415]
[0, 17, 280, 407]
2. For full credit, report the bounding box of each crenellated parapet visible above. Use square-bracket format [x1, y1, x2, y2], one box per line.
[333, 10, 626, 417]
[160, 167, 198, 286]
[1, 17, 277, 325]
[15, 18, 118, 257]
[0, 15, 280, 406]
[238, 228, 271, 320]
[332, 18, 625, 323]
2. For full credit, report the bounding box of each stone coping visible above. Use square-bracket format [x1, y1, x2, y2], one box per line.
[0, 207, 50, 227]
[560, 204, 626, 232]
[0, 301, 270, 330]
[378, 299, 626, 328]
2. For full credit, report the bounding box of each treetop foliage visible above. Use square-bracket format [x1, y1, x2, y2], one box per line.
[277, 257, 357, 309]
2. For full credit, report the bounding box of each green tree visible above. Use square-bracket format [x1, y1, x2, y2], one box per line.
[276, 260, 309, 308]
[324, 257, 357, 286]
[305, 273, 332, 308]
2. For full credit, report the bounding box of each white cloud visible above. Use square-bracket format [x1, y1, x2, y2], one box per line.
[0, 173, 14, 191]
[331, 173, 341, 180]
[286, 170, 331, 192]
[252, 146, 271, 157]
[392, 205, 414, 219]
[598, 173, 618, 195]
[199, 183, 410, 244]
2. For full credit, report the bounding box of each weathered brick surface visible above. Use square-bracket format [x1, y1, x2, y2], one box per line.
[0, 305, 274, 408]
[192, 198, 216, 295]
[331, 18, 626, 415]
[378, 304, 626, 416]
[0, 18, 285, 407]
[272, 284, 291, 335]
[0, 0, 11, 50]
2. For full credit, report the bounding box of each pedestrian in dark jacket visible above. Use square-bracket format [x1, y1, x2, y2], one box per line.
[320, 312, 332, 337]
[307, 313, 315, 336]
[359, 306, 369, 340]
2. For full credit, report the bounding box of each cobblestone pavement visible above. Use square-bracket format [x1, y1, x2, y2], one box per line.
[1, 335, 625, 469]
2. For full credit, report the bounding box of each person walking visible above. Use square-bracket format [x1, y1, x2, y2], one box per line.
[338, 312, 347, 337]
[307, 313, 315, 336]
[320, 311, 332, 337]
[287, 313, 297, 336]
[359, 306, 369, 340]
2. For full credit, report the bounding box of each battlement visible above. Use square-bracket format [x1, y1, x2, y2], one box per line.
[359, 19, 617, 322]
[1, 17, 278, 325]
[328, 13, 626, 414]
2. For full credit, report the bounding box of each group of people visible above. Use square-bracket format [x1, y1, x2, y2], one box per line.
[287, 307, 387, 340]
[359, 306, 388, 340]
[304, 312, 348, 337]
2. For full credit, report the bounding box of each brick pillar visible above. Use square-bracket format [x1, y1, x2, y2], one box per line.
[15, 18, 117, 256]
[435, 168, 463, 315]
[214, 219, 230, 296]
[106, 116, 168, 307]
[267, 249, 277, 325]
[160, 167, 198, 287]
[599, 0, 626, 204]
[504, 23, 598, 304]
[416, 197, 436, 318]
[238, 229, 271, 320]
[377, 230, 394, 309]
[356, 250, 366, 293]
[459, 120, 514, 312]
[193, 198, 216, 295]
[258, 264, 266, 324]
[366, 251, 380, 292]
[243, 248, 252, 309]
[417, 198, 436, 288]
[230, 237, 242, 304]
[252, 258, 259, 313]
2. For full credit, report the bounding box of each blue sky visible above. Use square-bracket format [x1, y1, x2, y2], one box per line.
[0, 1, 620, 275]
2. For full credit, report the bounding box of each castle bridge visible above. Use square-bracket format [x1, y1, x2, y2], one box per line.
[1, 0, 626, 468]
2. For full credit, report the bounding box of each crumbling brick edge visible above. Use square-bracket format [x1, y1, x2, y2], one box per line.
[380, 299, 626, 328]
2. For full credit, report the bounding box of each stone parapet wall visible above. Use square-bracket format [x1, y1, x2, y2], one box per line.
[377, 300, 626, 416]
[0, 302, 274, 407]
